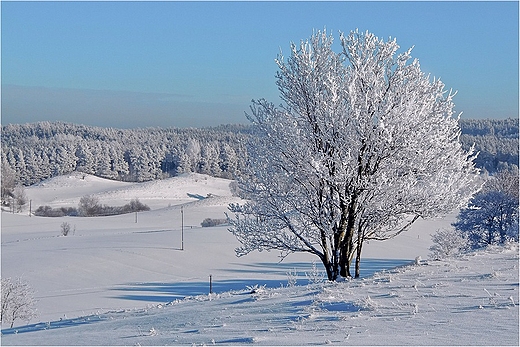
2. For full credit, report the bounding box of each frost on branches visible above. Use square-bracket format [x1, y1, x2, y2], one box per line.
[228, 29, 480, 280]
[453, 168, 519, 248]
[1, 277, 38, 328]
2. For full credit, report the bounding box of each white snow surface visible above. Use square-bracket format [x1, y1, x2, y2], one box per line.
[1, 173, 518, 345]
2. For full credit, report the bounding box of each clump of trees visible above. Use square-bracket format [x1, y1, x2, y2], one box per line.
[459, 118, 518, 173]
[34, 206, 78, 217]
[228, 29, 480, 280]
[453, 168, 518, 248]
[201, 218, 228, 227]
[430, 167, 519, 259]
[1, 277, 38, 328]
[35, 197, 150, 217]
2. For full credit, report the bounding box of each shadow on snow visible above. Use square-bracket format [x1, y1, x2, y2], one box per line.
[1, 315, 104, 336]
[111, 258, 412, 303]
[2, 258, 412, 335]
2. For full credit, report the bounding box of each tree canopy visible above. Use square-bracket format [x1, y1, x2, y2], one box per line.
[228, 29, 480, 280]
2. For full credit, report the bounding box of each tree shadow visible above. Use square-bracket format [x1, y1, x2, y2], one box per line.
[1, 315, 104, 335]
[111, 258, 412, 304]
[112, 278, 286, 303]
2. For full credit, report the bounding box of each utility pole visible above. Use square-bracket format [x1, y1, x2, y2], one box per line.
[181, 206, 184, 251]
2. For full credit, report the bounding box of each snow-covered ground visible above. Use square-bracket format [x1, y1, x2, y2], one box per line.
[1, 173, 518, 345]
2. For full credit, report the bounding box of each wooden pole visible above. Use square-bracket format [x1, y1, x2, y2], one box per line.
[181, 206, 184, 251]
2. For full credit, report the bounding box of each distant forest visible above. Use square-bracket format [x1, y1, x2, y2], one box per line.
[1, 118, 518, 186]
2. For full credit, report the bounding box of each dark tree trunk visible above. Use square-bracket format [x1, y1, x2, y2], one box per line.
[355, 232, 364, 278]
[340, 195, 357, 278]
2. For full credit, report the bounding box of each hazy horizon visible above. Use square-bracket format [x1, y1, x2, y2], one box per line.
[2, 1, 518, 129]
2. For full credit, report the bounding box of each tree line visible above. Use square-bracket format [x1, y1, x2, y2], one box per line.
[459, 118, 518, 173]
[1, 122, 250, 187]
[1, 118, 517, 190]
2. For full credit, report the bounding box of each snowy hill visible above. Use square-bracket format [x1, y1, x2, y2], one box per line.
[1, 173, 518, 345]
[25, 172, 237, 209]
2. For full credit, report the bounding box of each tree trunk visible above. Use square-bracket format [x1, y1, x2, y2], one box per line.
[319, 253, 336, 281]
[355, 232, 364, 278]
[340, 194, 357, 278]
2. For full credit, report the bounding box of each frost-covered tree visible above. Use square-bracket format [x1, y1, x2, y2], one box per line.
[453, 167, 519, 248]
[1, 156, 17, 204]
[1, 277, 38, 328]
[13, 185, 27, 212]
[78, 195, 101, 217]
[228, 29, 479, 280]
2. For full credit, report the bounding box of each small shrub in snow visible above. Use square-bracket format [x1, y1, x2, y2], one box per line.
[305, 261, 325, 284]
[286, 268, 298, 287]
[60, 222, 71, 236]
[148, 327, 157, 336]
[429, 228, 469, 260]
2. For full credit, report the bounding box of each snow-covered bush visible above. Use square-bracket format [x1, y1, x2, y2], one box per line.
[305, 261, 326, 284]
[286, 269, 298, 287]
[1, 277, 38, 328]
[60, 222, 71, 236]
[429, 228, 469, 260]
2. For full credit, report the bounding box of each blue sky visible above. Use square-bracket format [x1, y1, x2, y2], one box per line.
[1, 1, 518, 128]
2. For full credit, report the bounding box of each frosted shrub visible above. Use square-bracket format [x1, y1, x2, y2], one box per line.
[286, 269, 298, 287]
[60, 222, 71, 236]
[306, 261, 325, 284]
[429, 228, 469, 260]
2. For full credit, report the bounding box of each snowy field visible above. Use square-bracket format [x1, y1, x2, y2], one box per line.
[1, 172, 518, 345]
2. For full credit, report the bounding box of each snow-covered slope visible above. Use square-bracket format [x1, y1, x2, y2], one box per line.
[1, 173, 518, 345]
[2, 245, 518, 345]
[25, 172, 235, 209]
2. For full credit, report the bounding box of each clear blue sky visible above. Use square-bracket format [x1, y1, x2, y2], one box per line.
[1, 1, 518, 128]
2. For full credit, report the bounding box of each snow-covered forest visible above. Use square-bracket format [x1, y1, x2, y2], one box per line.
[459, 118, 519, 173]
[1, 118, 517, 187]
[1, 122, 251, 185]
